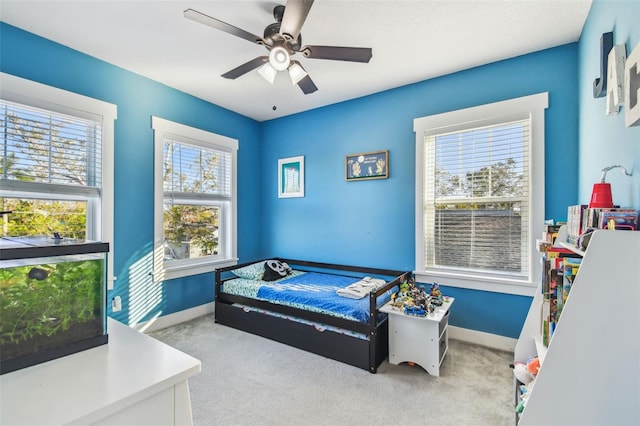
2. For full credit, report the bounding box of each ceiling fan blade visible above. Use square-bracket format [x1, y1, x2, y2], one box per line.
[184, 8, 263, 45]
[279, 0, 314, 41]
[221, 56, 269, 79]
[297, 74, 318, 95]
[302, 45, 373, 63]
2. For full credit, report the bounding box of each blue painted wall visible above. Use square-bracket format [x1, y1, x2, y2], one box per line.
[0, 23, 263, 325]
[5, 12, 612, 339]
[261, 44, 580, 338]
[578, 0, 640, 209]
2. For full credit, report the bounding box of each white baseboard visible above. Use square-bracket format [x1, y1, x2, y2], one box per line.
[448, 325, 517, 353]
[133, 302, 215, 334]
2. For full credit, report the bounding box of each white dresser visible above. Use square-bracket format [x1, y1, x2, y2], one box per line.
[1, 318, 201, 425]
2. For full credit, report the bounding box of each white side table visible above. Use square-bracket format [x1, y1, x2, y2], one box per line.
[380, 296, 454, 376]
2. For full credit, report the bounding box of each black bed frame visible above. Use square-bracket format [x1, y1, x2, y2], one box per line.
[214, 258, 411, 373]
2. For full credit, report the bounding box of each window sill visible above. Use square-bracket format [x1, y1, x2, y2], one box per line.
[414, 270, 537, 296]
[156, 257, 238, 282]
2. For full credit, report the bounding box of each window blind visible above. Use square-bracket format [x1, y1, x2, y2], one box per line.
[424, 119, 530, 276]
[0, 100, 102, 190]
[162, 137, 232, 202]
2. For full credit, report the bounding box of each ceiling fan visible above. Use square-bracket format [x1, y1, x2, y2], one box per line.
[184, 0, 372, 94]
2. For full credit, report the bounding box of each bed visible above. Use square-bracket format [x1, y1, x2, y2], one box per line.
[214, 258, 412, 373]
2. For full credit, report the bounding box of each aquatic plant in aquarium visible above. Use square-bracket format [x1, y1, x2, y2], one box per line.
[0, 238, 109, 374]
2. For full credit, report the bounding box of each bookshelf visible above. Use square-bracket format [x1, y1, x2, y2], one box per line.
[514, 227, 640, 425]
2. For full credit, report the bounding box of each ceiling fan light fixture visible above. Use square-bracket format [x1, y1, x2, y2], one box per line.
[269, 46, 290, 71]
[184, 5, 373, 96]
[257, 63, 277, 84]
[288, 62, 307, 85]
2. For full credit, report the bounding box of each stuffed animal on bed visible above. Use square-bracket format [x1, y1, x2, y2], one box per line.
[262, 259, 292, 281]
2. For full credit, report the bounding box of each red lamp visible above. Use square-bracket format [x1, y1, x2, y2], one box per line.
[589, 182, 614, 208]
[589, 165, 632, 208]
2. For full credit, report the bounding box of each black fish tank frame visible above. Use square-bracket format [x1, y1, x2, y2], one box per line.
[0, 236, 109, 374]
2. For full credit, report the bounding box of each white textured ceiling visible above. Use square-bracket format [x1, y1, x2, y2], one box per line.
[0, 0, 592, 121]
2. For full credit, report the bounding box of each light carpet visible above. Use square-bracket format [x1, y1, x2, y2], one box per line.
[151, 314, 515, 426]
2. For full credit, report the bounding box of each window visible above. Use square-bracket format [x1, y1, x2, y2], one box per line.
[151, 117, 238, 281]
[414, 93, 548, 295]
[0, 72, 117, 287]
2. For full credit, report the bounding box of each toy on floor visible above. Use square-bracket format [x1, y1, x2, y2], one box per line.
[513, 357, 540, 414]
[516, 381, 535, 413]
[512, 356, 540, 385]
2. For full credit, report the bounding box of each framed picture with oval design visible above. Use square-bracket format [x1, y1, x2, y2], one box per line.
[345, 150, 388, 181]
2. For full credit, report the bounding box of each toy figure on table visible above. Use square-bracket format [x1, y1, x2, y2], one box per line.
[390, 278, 444, 317]
[430, 282, 444, 306]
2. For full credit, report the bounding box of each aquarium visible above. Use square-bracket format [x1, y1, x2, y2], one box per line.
[0, 236, 109, 374]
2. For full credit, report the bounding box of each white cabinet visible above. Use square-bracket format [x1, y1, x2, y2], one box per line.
[380, 297, 453, 376]
[515, 230, 640, 425]
[0, 318, 201, 426]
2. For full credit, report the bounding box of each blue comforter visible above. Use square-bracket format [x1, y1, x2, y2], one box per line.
[255, 272, 393, 323]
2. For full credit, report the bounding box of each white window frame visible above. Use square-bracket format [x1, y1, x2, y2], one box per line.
[151, 116, 238, 282]
[0, 72, 117, 289]
[413, 93, 548, 296]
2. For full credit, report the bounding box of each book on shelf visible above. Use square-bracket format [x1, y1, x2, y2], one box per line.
[539, 246, 583, 346]
[566, 205, 587, 245]
[579, 207, 638, 232]
[598, 209, 638, 230]
[541, 300, 550, 347]
[583, 207, 604, 231]
[548, 268, 561, 343]
[541, 223, 564, 244]
[544, 246, 575, 259]
[562, 257, 582, 305]
[541, 252, 551, 299]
